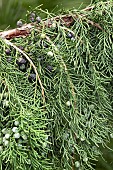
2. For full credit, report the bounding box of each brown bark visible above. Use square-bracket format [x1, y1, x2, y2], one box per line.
[0, 1, 112, 39]
[0, 24, 33, 39]
[0, 2, 108, 40]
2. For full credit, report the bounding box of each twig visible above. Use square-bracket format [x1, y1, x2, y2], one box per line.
[0, 15, 102, 39]
[0, 24, 33, 39]
[0, 23, 39, 39]
[45, 34, 76, 107]
[2, 38, 45, 104]
[86, 19, 103, 30]
[61, 58, 76, 108]
[0, 1, 107, 40]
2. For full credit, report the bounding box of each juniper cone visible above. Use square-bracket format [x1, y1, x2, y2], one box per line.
[17, 20, 23, 27]
[5, 48, 11, 55]
[36, 16, 41, 23]
[0, 1, 113, 170]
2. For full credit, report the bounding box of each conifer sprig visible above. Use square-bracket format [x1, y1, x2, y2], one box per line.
[0, 1, 113, 170]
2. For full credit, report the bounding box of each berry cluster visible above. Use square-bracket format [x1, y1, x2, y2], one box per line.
[0, 120, 28, 153]
[17, 12, 41, 28]
[29, 12, 41, 23]
[0, 80, 28, 153]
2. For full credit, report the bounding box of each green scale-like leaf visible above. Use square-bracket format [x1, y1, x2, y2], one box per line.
[0, 1, 113, 170]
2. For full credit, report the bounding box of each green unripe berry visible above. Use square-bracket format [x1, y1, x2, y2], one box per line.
[14, 121, 19, 126]
[110, 133, 113, 138]
[47, 51, 54, 57]
[75, 161, 80, 168]
[83, 157, 88, 162]
[5, 134, 10, 139]
[14, 133, 20, 139]
[3, 92, 9, 98]
[22, 134, 27, 140]
[2, 128, 7, 134]
[27, 159, 31, 164]
[12, 127, 18, 133]
[66, 101, 71, 106]
[3, 99, 9, 107]
[4, 140, 9, 146]
[80, 137, 85, 141]
[40, 33, 46, 39]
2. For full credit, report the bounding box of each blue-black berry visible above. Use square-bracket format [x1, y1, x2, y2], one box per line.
[36, 16, 41, 23]
[17, 20, 23, 27]
[30, 12, 35, 18]
[18, 46, 24, 50]
[5, 49, 11, 55]
[67, 32, 74, 39]
[43, 42, 48, 48]
[30, 17, 35, 22]
[47, 65, 53, 72]
[16, 57, 27, 66]
[28, 73, 36, 82]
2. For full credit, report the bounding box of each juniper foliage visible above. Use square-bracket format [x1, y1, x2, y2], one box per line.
[0, 1, 113, 170]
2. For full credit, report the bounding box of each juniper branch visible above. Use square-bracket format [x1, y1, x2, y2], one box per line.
[2, 38, 45, 104]
[0, 18, 102, 40]
[0, 1, 113, 169]
[1, 1, 109, 39]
